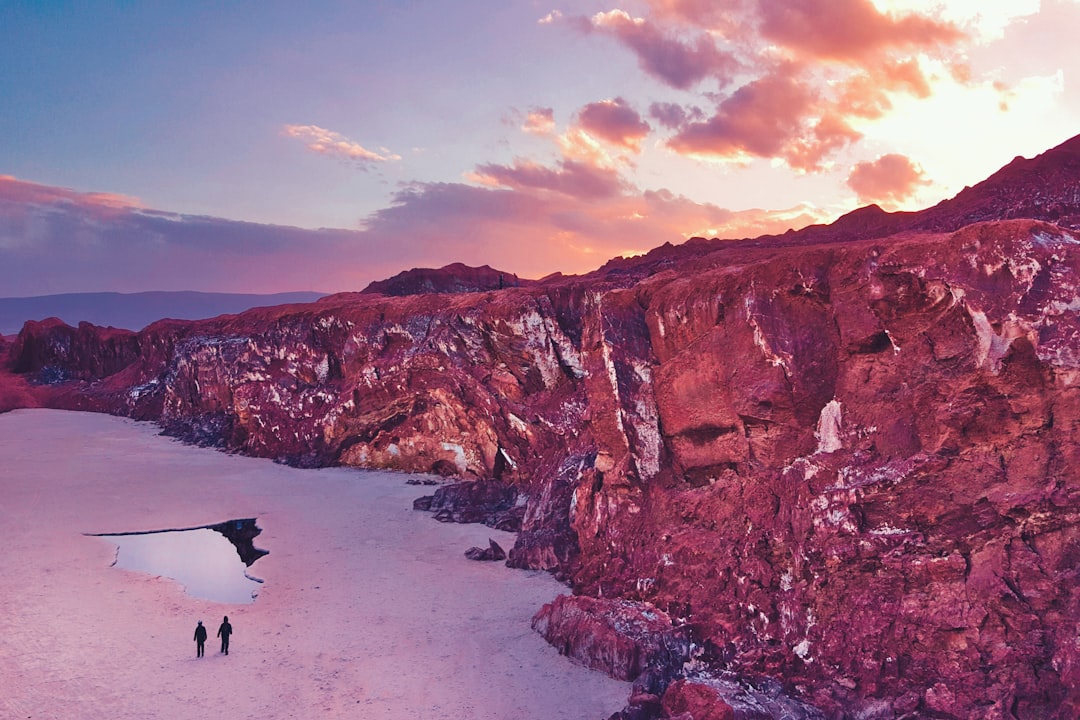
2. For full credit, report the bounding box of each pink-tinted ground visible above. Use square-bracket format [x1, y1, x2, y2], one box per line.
[0, 409, 628, 720]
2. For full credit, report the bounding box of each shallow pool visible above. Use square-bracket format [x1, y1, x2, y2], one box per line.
[99, 525, 265, 604]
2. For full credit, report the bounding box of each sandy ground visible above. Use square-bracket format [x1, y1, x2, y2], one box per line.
[0, 409, 628, 720]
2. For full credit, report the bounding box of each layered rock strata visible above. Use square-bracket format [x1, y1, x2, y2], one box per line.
[5, 136, 1080, 719]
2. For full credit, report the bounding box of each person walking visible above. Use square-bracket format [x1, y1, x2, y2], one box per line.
[217, 615, 233, 655]
[193, 621, 207, 657]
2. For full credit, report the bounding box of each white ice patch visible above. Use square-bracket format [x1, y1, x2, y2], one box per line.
[968, 307, 1036, 374]
[780, 570, 794, 592]
[814, 400, 842, 454]
[1033, 229, 1080, 246]
[128, 378, 160, 402]
[970, 309, 999, 372]
[1050, 297, 1080, 313]
[441, 442, 467, 473]
[745, 295, 790, 370]
[884, 329, 901, 354]
[498, 446, 518, 470]
[597, 298, 627, 436]
[628, 360, 661, 480]
[508, 308, 586, 386]
[508, 413, 528, 434]
[1008, 254, 1042, 289]
[869, 524, 909, 536]
[794, 639, 812, 661]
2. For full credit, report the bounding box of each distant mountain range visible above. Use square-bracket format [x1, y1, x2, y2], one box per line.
[0, 291, 325, 335]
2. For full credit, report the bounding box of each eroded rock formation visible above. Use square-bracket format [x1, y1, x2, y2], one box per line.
[5, 135, 1080, 719]
[531, 595, 691, 682]
[414, 479, 524, 531]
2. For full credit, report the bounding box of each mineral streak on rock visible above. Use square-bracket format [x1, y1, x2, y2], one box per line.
[5, 135, 1080, 718]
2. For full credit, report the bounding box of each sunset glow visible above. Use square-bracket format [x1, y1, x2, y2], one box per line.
[0, 1, 1076, 295]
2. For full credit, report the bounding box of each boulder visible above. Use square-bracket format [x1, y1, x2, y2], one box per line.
[414, 479, 525, 531]
[661, 675, 825, 720]
[464, 538, 506, 562]
[531, 595, 690, 682]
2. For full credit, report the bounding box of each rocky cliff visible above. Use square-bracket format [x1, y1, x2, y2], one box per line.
[4, 135, 1080, 720]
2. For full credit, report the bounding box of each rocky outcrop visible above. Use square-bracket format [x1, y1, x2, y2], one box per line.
[208, 518, 269, 567]
[531, 595, 691, 683]
[464, 538, 507, 561]
[414, 479, 525, 531]
[11, 318, 143, 382]
[660, 675, 826, 720]
[5, 135, 1080, 719]
[361, 262, 529, 296]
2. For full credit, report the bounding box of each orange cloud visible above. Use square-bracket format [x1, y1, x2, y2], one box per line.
[549, 1, 971, 172]
[0, 175, 143, 222]
[282, 124, 400, 165]
[363, 175, 826, 279]
[469, 158, 626, 200]
[846, 153, 931, 207]
[786, 113, 864, 172]
[756, 0, 963, 63]
[575, 98, 651, 151]
[667, 66, 816, 163]
[523, 107, 556, 136]
[0, 170, 828, 297]
[643, 0, 748, 33]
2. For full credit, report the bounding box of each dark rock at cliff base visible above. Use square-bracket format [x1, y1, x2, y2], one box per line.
[414, 479, 525, 531]
[208, 518, 269, 567]
[661, 675, 826, 720]
[531, 595, 691, 682]
[506, 526, 579, 578]
[464, 538, 507, 561]
[405, 476, 440, 486]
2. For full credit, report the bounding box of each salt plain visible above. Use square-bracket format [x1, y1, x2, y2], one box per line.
[0, 409, 628, 720]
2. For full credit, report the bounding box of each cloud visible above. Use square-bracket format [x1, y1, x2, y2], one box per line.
[649, 102, 704, 130]
[0, 175, 143, 222]
[282, 124, 401, 165]
[468, 158, 626, 200]
[575, 98, 651, 151]
[571, 9, 737, 90]
[362, 176, 824, 273]
[0, 175, 380, 294]
[0, 167, 827, 297]
[547, 1, 974, 172]
[522, 107, 556, 136]
[756, 0, 962, 62]
[846, 153, 931, 206]
[667, 66, 826, 166]
[643, 0, 748, 32]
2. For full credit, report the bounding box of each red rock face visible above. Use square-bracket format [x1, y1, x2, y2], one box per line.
[531, 594, 691, 682]
[5, 136, 1080, 719]
[570, 220, 1080, 718]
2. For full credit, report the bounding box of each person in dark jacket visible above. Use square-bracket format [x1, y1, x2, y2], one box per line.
[194, 621, 207, 657]
[217, 615, 233, 655]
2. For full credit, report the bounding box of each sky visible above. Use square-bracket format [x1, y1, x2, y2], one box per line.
[1, 0, 1078, 296]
